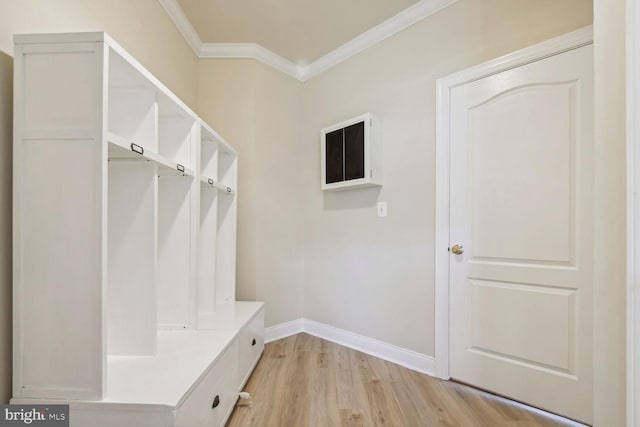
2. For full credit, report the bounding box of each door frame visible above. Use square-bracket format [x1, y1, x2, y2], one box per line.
[434, 26, 594, 380]
[626, 0, 640, 424]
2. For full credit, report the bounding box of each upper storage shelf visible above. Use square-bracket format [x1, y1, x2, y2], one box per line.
[106, 38, 197, 172]
[108, 132, 194, 177]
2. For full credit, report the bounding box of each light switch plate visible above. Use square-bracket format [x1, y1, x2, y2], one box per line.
[377, 202, 387, 217]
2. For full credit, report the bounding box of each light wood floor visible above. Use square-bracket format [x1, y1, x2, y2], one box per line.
[227, 333, 585, 427]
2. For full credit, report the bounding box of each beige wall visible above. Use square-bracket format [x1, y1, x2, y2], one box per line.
[0, 51, 12, 405]
[252, 63, 305, 325]
[198, 59, 259, 302]
[197, 59, 305, 326]
[300, 0, 593, 356]
[0, 0, 198, 404]
[0, 0, 198, 108]
[593, 0, 627, 424]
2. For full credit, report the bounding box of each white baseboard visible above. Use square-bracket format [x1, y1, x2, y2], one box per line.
[265, 318, 304, 343]
[265, 318, 435, 377]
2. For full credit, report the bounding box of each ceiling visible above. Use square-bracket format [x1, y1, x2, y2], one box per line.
[176, 0, 421, 65]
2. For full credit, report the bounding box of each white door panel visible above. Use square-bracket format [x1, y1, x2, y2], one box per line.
[449, 45, 593, 423]
[469, 83, 575, 263]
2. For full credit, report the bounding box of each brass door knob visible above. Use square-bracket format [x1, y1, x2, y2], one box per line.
[451, 244, 464, 255]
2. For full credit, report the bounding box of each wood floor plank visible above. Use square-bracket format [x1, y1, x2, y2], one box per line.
[279, 348, 312, 426]
[449, 381, 512, 426]
[346, 349, 378, 426]
[388, 370, 443, 425]
[401, 368, 480, 426]
[333, 341, 351, 371]
[308, 343, 342, 426]
[227, 333, 586, 427]
[231, 356, 284, 426]
[357, 356, 407, 426]
[339, 409, 366, 427]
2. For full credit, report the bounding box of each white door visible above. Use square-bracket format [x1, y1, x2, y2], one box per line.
[449, 45, 593, 424]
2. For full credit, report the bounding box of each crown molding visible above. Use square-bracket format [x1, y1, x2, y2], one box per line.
[200, 43, 304, 80]
[158, 0, 203, 55]
[302, 0, 459, 81]
[159, 0, 460, 81]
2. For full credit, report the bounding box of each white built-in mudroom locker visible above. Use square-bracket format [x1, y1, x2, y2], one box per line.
[11, 32, 264, 426]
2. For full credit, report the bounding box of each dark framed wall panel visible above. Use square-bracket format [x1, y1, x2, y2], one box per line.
[320, 113, 381, 191]
[344, 122, 365, 181]
[325, 129, 344, 184]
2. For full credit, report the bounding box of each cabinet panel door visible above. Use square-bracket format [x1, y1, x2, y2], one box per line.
[19, 140, 103, 398]
[344, 122, 365, 181]
[238, 309, 265, 388]
[325, 129, 343, 184]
